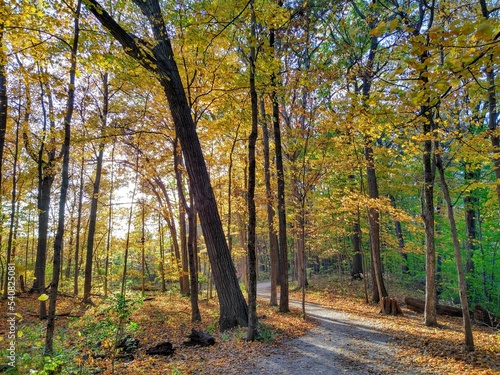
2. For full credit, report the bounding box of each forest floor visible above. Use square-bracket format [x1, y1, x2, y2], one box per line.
[251, 280, 499, 375]
[0, 276, 498, 374]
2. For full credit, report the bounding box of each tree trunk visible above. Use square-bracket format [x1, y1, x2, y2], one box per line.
[187, 195, 201, 322]
[104, 141, 115, 296]
[435, 147, 474, 352]
[422, 124, 437, 327]
[360, 30, 388, 306]
[83, 72, 109, 304]
[73, 156, 84, 296]
[268, 26, 289, 314]
[260, 101, 279, 306]
[389, 195, 409, 274]
[121, 155, 139, 295]
[247, 2, 258, 340]
[153, 173, 184, 292]
[351, 212, 364, 280]
[158, 215, 167, 293]
[415, 33, 438, 325]
[45, 0, 80, 354]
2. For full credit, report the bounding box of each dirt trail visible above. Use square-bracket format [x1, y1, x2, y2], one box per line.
[247, 282, 429, 375]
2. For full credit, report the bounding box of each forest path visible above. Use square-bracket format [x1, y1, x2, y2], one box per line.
[247, 281, 427, 375]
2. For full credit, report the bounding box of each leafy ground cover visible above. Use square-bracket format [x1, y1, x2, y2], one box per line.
[1, 276, 498, 374]
[290, 275, 500, 375]
[0, 291, 313, 374]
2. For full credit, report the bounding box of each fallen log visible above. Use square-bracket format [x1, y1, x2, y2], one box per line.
[404, 297, 462, 317]
[146, 342, 175, 356]
[183, 329, 215, 347]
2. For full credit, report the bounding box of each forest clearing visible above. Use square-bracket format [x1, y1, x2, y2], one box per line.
[1, 0, 500, 373]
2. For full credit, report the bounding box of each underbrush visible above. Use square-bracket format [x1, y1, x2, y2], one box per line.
[0, 290, 312, 375]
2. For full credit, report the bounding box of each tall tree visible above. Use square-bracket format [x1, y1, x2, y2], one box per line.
[268, 2, 289, 313]
[260, 101, 279, 306]
[83, 72, 109, 304]
[246, 0, 258, 341]
[85, 0, 248, 330]
[45, 0, 81, 354]
[434, 142, 474, 352]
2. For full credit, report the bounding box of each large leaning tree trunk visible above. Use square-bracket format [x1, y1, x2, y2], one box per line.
[85, 0, 248, 330]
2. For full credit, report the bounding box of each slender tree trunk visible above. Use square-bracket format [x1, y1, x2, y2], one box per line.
[351, 210, 364, 280]
[435, 149, 474, 352]
[360, 30, 388, 306]
[422, 115, 438, 326]
[247, 2, 258, 339]
[269, 25, 289, 313]
[260, 101, 279, 306]
[158, 214, 167, 293]
[104, 141, 115, 296]
[389, 195, 409, 274]
[73, 156, 84, 296]
[121, 156, 139, 296]
[83, 143, 104, 304]
[153, 174, 183, 291]
[173, 139, 190, 295]
[227, 123, 241, 257]
[187, 194, 201, 322]
[45, 0, 81, 354]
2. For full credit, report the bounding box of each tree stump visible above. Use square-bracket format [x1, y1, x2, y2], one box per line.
[381, 297, 403, 315]
[182, 329, 215, 347]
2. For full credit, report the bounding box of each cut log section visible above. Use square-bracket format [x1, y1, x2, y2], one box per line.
[381, 297, 403, 315]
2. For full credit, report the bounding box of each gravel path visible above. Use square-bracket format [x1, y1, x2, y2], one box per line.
[246, 282, 425, 375]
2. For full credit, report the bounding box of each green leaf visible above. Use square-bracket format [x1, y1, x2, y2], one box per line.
[38, 294, 49, 301]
